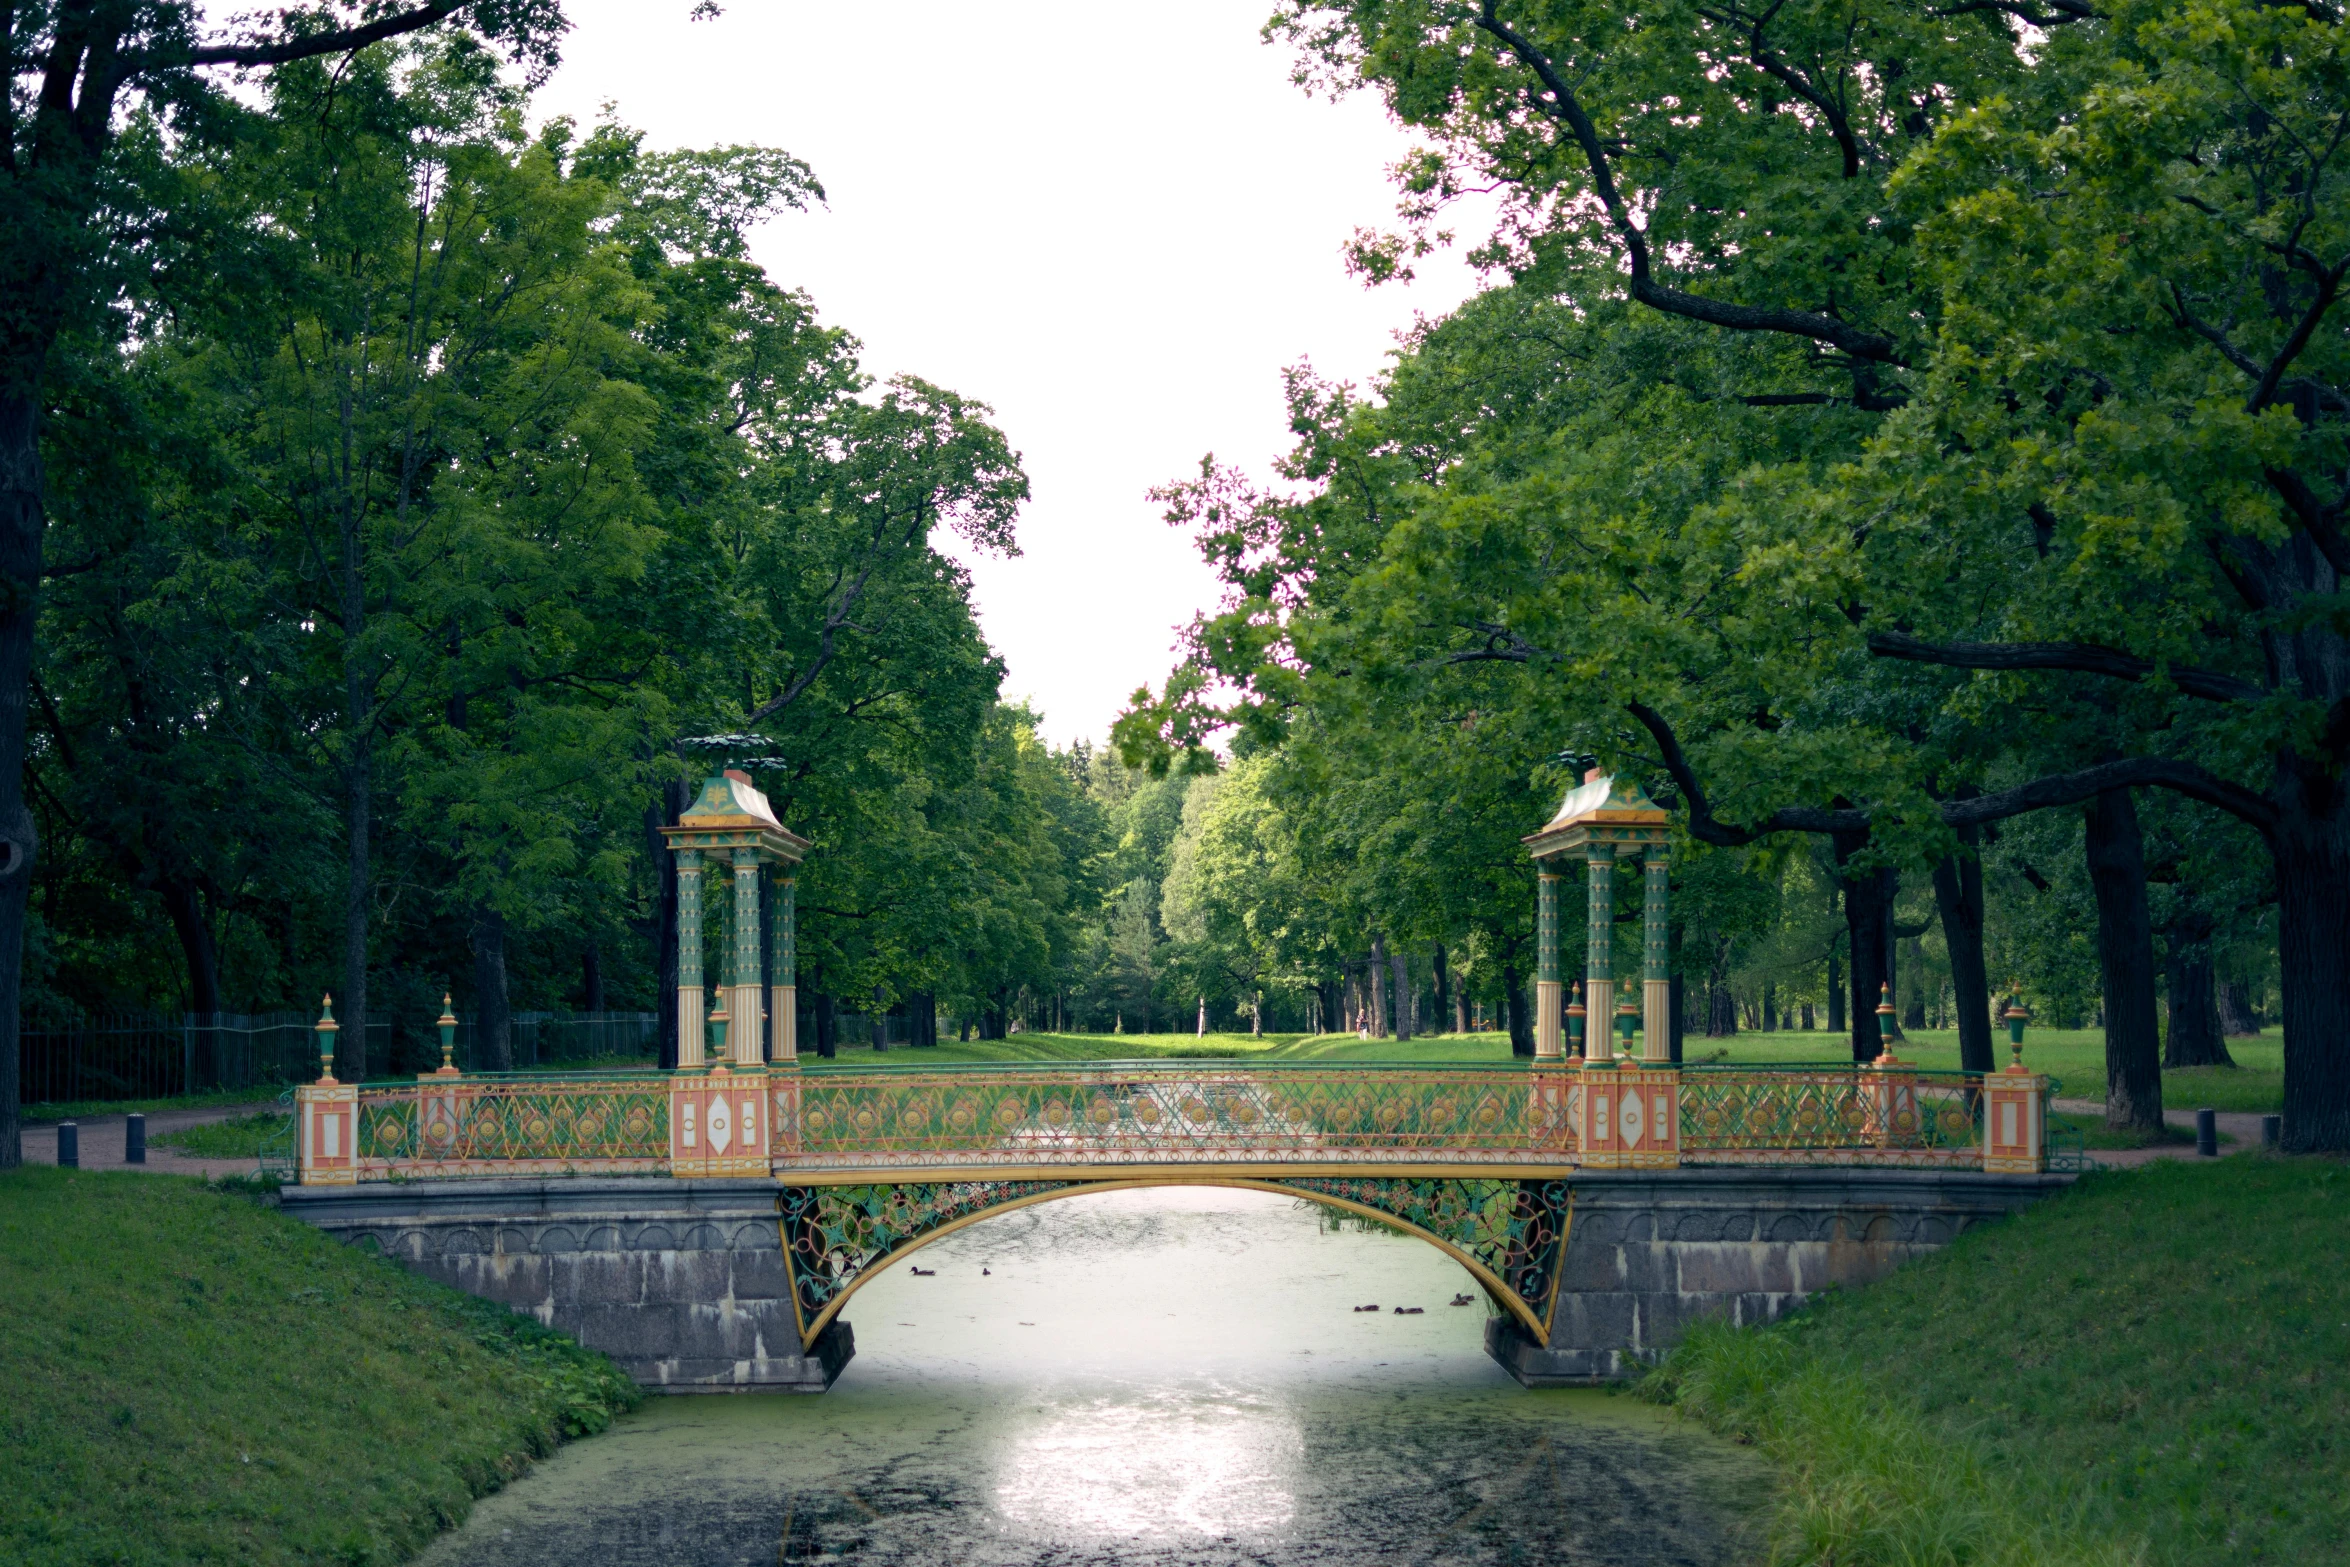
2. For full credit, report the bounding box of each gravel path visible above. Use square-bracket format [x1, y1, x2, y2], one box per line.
[2051, 1097, 2273, 1169]
[19, 1101, 282, 1179]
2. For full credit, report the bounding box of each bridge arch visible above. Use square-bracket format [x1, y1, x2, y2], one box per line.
[777, 1175, 1576, 1351]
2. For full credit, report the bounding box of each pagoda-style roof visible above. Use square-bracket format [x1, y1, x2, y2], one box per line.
[1524, 770, 1670, 860]
[661, 771, 811, 863]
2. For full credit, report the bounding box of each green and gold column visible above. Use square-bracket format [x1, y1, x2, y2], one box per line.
[1643, 849, 1672, 1061]
[676, 849, 705, 1069]
[1535, 866, 1563, 1059]
[1585, 844, 1615, 1067]
[730, 849, 763, 1067]
[770, 869, 797, 1065]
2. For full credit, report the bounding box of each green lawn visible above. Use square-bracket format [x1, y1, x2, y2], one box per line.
[1647, 1155, 2348, 1566]
[152, 1109, 294, 1160]
[0, 1167, 638, 1566]
[814, 1026, 2289, 1112]
[21, 1086, 289, 1124]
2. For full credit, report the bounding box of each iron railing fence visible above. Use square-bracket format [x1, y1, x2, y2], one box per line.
[324, 1061, 2058, 1181]
[441, 1012, 658, 1072]
[19, 1012, 383, 1106]
[798, 1008, 916, 1051]
[19, 1009, 660, 1106]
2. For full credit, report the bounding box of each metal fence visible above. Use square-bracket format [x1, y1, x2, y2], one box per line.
[18, 1009, 658, 1106]
[18, 1012, 372, 1105]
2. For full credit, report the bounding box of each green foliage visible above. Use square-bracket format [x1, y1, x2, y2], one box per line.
[0, 1167, 639, 1566]
[1648, 1157, 2350, 1565]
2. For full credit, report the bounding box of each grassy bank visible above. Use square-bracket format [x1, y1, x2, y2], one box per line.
[0, 1167, 639, 1566]
[1645, 1156, 2347, 1565]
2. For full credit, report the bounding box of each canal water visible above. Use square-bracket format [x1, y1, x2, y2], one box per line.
[417, 1188, 1768, 1566]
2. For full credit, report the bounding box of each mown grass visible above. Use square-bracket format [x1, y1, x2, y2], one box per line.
[834, 1026, 2288, 1114]
[2050, 1111, 2209, 1151]
[21, 1088, 286, 1124]
[0, 1167, 639, 1566]
[151, 1110, 294, 1160]
[1644, 1156, 2349, 1566]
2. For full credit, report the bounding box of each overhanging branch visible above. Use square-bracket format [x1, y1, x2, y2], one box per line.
[174, 2, 471, 69]
[1865, 630, 2266, 704]
[1625, 701, 2279, 839]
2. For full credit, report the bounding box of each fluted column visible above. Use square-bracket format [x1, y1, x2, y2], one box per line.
[1585, 844, 1615, 1066]
[1643, 849, 1672, 1061]
[1535, 867, 1563, 1059]
[676, 850, 704, 1068]
[730, 849, 763, 1066]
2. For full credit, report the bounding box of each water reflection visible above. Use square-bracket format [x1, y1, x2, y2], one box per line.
[993, 1389, 1301, 1540]
[416, 1187, 1765, 1566]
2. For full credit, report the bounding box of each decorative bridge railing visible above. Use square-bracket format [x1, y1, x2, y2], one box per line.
[295, 1058, 2055, 1185]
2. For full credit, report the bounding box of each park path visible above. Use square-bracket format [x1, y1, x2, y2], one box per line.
[2051, 1097, 2272, 1170]
[18, 1101, 279, 1179]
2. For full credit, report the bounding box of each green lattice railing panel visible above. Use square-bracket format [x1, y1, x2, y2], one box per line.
[793, 1065, 1569, 1168]
[1678, 1067, 1983, 1164]
[354, 1074, 670, 1175]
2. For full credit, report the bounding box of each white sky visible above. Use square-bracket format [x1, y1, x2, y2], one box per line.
[532, 0, 1487, 749]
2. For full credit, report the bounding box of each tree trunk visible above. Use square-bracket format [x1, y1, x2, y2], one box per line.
[1876, 882, 1906, 1041]
[1502, 961, 1534, 1056]
[1800, 1001, 1815, 1031]
[582, 939, 604, 1014]
[337, 735, 372, 1082]
[1762, 981, 1777, 1032]
[871, 986, 888, 1052]
[2217, 978, 2261, 1037]
[1391, 948, 1412, 1042]
[1826, 943, 1845, 1034]
[2162, 909, 2232, 1069]
[0, 386, 50, 1167]
[1369, 935, 1390, 1036]
[813, 991, 837, 1058]
[159, 878, 223, 1090]
[1430, 944, 1450, 1035]
[471, 906, 512, 1072]
[1833, 833, 1888, 1062]
[1900, 964, 1927, 1032]
[2271, 791, 2350, 1151]
[2083, 788, 2163, 1134]
[1932, 834, 1995, 1075]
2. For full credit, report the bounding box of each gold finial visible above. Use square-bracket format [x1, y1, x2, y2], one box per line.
[313, 993, 339, 1083]
[435, 993, 460, 1076]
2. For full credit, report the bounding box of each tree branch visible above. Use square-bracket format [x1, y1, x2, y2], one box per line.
[1864, 630, 2266, 703]
[173, 2, 470, 69]
[1472, 1, 1906, 366]
[1624, 702, 2279, 840]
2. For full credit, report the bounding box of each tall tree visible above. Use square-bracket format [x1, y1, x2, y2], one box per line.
[0, 0, 571, 1160]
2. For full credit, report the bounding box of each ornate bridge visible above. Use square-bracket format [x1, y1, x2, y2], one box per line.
[280, 773, 2066, 1389]
[286, 1053, 2059, 1386]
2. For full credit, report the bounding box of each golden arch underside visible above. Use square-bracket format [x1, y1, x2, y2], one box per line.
[776, 1173, 1577, 1350]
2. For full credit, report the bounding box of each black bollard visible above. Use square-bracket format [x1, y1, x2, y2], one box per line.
[2261, 1114, 2283, 1152]
[2194, 1106, 2218, 1158]
[57, 1121, 78, 1169]
[125, 1113, 146, 1164]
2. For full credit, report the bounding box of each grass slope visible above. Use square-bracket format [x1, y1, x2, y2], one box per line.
[0, 1168, 639, 1566]
[1646, 1157, 2348, 1566]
